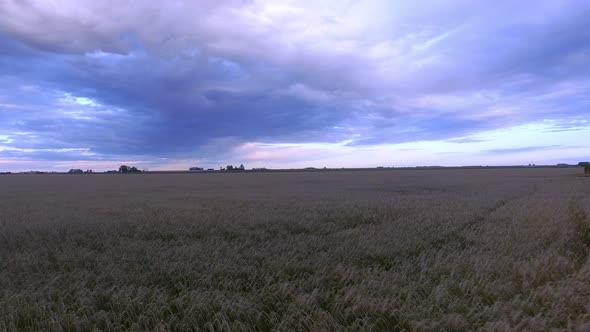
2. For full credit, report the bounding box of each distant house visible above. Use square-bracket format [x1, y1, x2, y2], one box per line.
[189, 167, 204, 171]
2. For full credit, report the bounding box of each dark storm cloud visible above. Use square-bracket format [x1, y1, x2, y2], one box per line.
[1, 0, 589, 168]
[0, 33, 360, 158]
[1, 47, 351, 156]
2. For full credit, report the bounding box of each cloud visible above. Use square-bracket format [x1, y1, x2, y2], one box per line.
[447, 138, 488, 144]
[0, 1, 589, 169]
[486, 145, 566, 154]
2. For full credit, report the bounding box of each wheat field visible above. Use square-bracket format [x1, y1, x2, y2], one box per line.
[1, 168, 589, 331]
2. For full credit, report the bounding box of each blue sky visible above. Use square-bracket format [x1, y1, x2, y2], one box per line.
[0, 1, 589, 171]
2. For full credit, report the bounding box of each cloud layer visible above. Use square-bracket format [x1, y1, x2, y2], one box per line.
[1, 1, 589, 170]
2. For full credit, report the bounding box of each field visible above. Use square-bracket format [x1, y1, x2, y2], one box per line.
[1, 168, 589, 331]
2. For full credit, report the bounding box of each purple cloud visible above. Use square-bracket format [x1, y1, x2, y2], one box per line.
[1, 1, 590, 170]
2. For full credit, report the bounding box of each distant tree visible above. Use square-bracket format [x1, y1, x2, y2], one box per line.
[118, 165, 141, 173]
[239, 164, 245, 171]
[68, 169, 83, 174]
[226, 165, 234, 171]
[578, 162, 589, 167]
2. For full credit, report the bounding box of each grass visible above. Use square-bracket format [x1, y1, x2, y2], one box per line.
[0, 168, 589, 331]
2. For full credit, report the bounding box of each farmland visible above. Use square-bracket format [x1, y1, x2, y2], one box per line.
[1, 168, 589, 331]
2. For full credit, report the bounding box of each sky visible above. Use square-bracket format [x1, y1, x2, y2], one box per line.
[0, 0, 589, 171]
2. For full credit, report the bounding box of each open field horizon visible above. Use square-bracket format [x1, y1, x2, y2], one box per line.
[1, 164, 585, 177]
[1, 168, 589, 331]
